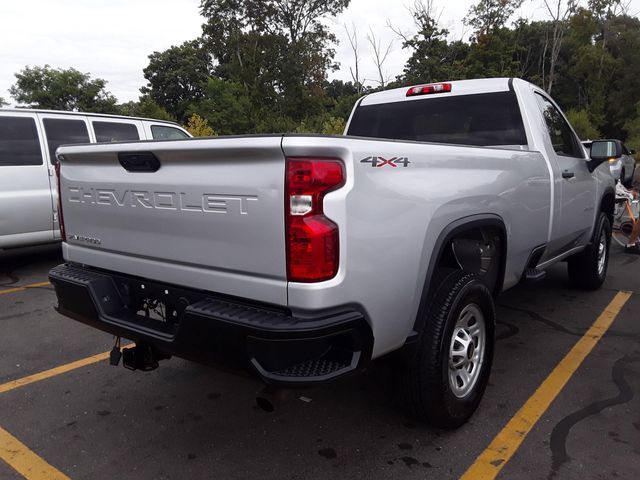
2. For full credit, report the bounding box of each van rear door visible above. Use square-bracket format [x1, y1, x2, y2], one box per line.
[38, 112, 93, 240]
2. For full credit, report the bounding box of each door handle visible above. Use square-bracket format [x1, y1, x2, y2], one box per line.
[562, 170, 575, 179]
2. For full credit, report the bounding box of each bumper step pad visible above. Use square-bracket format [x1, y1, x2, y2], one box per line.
[49, 263, 372, 384]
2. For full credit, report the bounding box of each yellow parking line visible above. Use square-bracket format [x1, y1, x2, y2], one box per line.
[0, 282, 51, 296]
[0, 351, 111, 395]
[0, 425, 70, 480]
[460, 290, 632, 480]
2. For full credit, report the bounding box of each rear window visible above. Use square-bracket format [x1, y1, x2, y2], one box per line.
[347, 91, 527, 147]
[0, 116, 43, 166]
[151, 125, 189, 140]
[43, 118, 90, 162]
[93, 121, 140, 142]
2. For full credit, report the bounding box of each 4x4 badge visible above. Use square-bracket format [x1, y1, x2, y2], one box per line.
[360, 156, 410, 168]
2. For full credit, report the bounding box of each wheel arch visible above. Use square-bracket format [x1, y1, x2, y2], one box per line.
[600, 187, 615, 228]
[410, 214, 507, 338]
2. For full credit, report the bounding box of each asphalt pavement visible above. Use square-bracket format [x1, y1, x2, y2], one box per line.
[0, 242, 638, 480]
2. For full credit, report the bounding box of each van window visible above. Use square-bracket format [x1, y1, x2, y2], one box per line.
[93, 121, 140, 142]
[0, 116, 43, 166]
[347, 91, 527, 147]
[151, 125, 189, 140]
[43, 118, 90, 162]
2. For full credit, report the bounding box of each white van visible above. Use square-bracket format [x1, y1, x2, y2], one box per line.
[0, 109, 191, 249]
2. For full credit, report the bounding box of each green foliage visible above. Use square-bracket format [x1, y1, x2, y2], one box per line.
[144, 1, 640, 142]
[465, 0, 524, 39]
[321, 116, 346, 135]
[9, 65, 118, 113]
[141, 40, 212, 122]
[10, 0, 640, 144]
[197, 0, 350, 128]
[395, 1, 640, 142]
[185, 113, 216, 137]
[566, 110, 600, 139]
[117, 96, 175, 121]
[189, 78, 253, 135]
[625, 103, 640, 159]
[401, 6, 460, 84]
[0, 96, 7, 107]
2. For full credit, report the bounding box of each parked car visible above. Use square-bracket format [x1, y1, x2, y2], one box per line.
[0, 109, 190, 250]
[583, 139, 636, 186]
[49, 78, 616, 429]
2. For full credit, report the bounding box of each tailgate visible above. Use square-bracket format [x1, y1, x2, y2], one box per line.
[57, 136, 287, 305]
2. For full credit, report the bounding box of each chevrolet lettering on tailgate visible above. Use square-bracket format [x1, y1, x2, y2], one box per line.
[67, 187, 258, 215]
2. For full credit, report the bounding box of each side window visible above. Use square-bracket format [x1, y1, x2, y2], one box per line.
[0, 116, 43, 166]
[43, 118, 90, 163]
[151, 125, 189, 140]
[93, 121, 140, 143]
[535, 94, 583, 158]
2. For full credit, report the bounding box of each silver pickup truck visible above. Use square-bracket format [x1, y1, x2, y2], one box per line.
[49, 78, 619, 428]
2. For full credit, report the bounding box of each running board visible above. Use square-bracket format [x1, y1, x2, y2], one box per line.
[523, 268, 546, 283]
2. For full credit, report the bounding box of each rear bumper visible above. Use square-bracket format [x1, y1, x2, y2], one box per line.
[49, 263, 372, 385]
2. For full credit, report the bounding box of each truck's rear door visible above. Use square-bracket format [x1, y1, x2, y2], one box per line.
[57, 136, 287, 305]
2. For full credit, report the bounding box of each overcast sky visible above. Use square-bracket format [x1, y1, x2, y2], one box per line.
[1, 0, 639, 106]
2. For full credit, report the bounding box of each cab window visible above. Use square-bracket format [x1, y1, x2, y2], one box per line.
[151, 125, 189, 140]
[535, 94, 583, 158]
[93, 121, 140, 142]
[0, 116, 43, 166]
[347, 91, 527, 147]
[43, 118, 90, 163]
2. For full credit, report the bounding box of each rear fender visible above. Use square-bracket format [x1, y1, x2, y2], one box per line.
[410, 214, 507, 339]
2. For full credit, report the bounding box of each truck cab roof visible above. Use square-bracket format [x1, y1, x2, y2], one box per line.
[360, 78, 516, 106]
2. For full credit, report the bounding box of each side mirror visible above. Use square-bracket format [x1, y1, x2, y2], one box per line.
[587, 140, 622, 173]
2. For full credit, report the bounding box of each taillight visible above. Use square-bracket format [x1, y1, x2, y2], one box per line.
[286, 158, 345, 282]
[406, 83, 452, 97]
[55, 160, 66, 242]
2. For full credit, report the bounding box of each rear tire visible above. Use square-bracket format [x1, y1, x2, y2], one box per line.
[567, 212, 611, 290]
[399, 270, 495, 429]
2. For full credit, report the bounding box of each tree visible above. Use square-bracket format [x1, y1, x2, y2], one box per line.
[0, 96, 7, 107]
[185, 113, 216, 136]
[601, 13, 640, 138]
[566, 109, 600, 139]
[366, 27, 393, 88]
[188, 77, 253, 135]
[465, 0, 524, 39]
[9, 65, 118, 113]
[462, 0, 525, 78]
[141, 40, 212, 122]
[321, 116, 346, 135]
[395, 0, 468, 84]
[541, 0, 577, 93]
[117, 96, 175, 121]
[344, 23, 364, 93]
[200, 0, 350, 124]
[323, 80, 362, 121]
[625, 103, 640, 157]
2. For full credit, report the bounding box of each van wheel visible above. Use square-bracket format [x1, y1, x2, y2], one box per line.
[567, 211, 610, 290]
[400, 270, 495, 429]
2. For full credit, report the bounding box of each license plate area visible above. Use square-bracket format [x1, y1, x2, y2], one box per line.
[113, 277, 193, 336]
